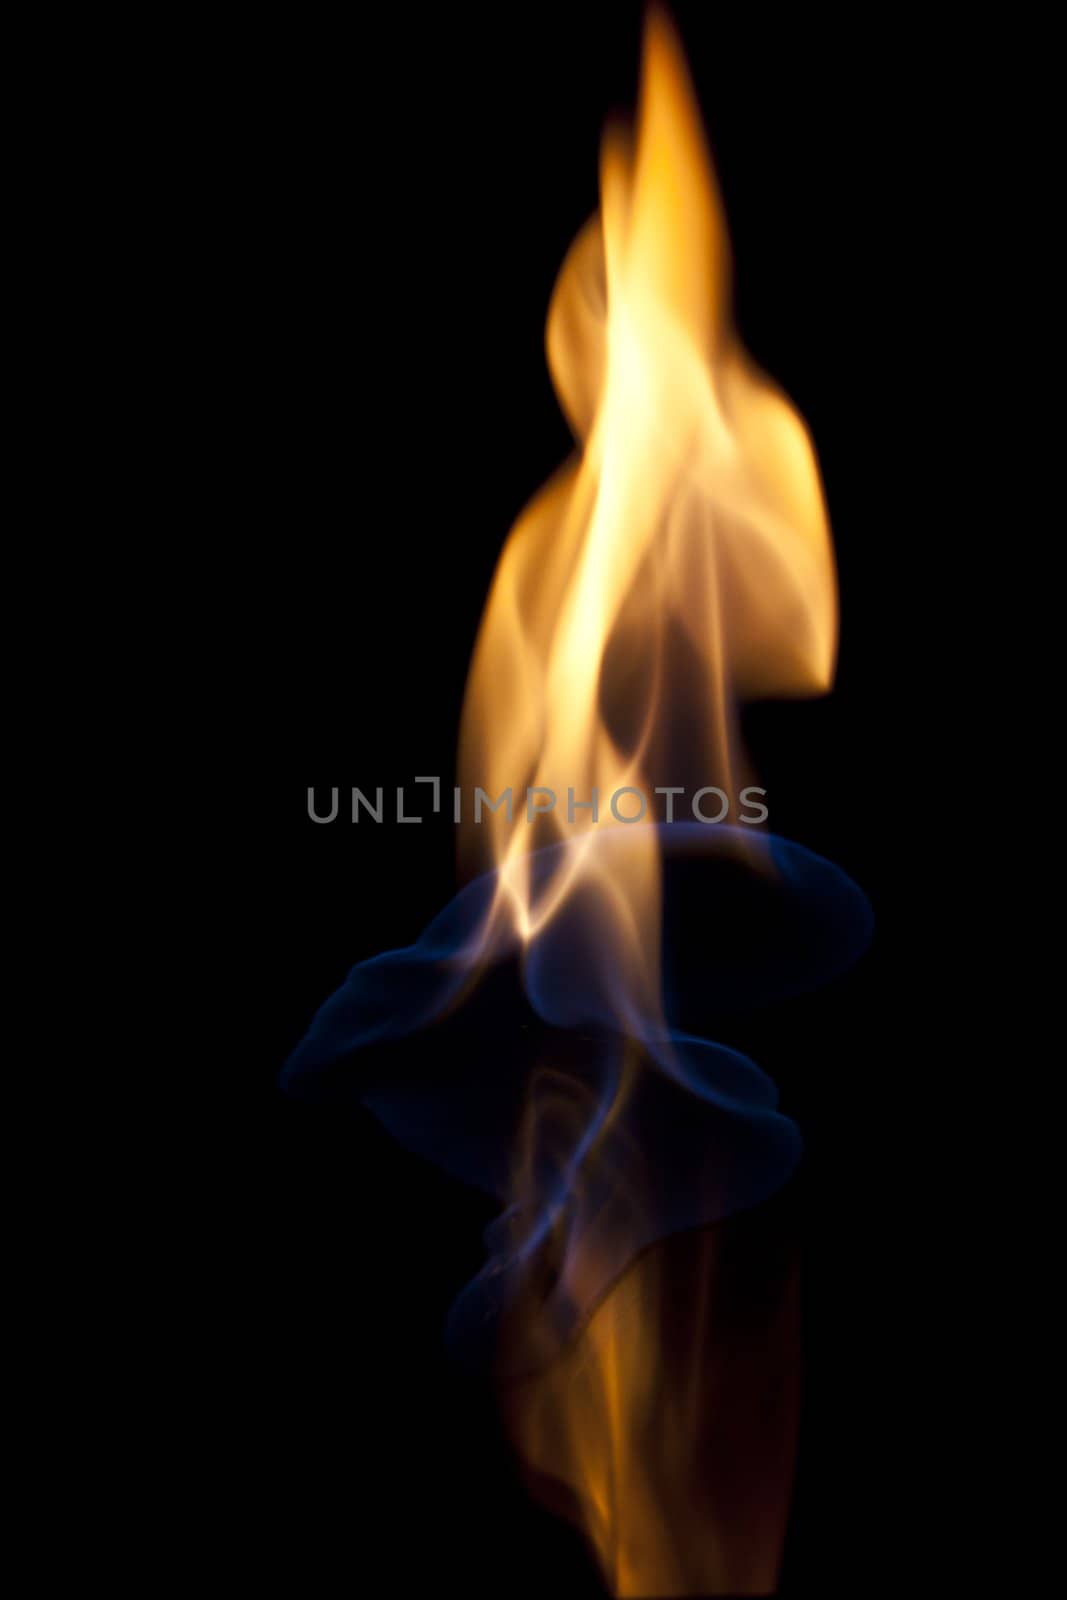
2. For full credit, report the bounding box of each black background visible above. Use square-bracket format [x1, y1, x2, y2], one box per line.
[188, 5, 962, 1593]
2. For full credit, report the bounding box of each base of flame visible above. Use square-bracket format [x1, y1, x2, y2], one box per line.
[501, 1210, 801, 1598]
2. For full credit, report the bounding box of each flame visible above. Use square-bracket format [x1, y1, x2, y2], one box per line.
[454, 8, 837, 1593]
[503, 1223, 802, 1596]
[460, 3, 835, 991]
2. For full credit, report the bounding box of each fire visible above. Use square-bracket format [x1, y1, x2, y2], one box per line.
[502, 1224, 802, 1596]
[454, 7, 838, 1593]
[460, 6, 835, 903]
[281, 6, 849, 1593]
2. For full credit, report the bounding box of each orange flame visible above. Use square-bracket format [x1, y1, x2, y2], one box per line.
[456, 7, 837, 1593]
[503, 1219, 803, 1596]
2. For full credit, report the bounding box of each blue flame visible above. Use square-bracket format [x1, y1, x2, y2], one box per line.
[282, 824, 871, 1365]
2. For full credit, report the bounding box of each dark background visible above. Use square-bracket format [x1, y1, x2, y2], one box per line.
[189, 5, 958, 1593]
